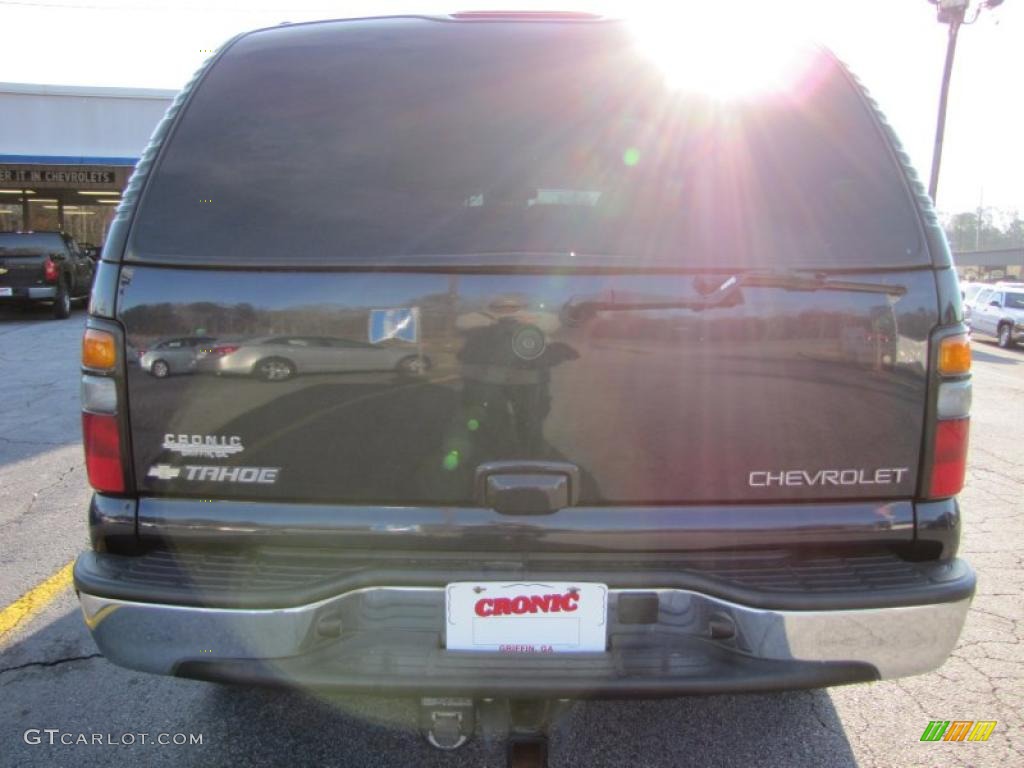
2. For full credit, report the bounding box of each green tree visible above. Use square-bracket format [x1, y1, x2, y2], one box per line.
[942, 209, 1024, 251]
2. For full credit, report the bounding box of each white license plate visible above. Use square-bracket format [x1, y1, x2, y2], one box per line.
[445, 581, 607, 653]
[0, 287, 12, 297]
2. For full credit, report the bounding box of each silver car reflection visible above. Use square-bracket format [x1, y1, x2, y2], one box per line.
[140, 336, 216, 378]
[195, 335, 430, 382]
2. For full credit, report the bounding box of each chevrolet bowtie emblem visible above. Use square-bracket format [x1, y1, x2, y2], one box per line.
[147, 464, 181, 480]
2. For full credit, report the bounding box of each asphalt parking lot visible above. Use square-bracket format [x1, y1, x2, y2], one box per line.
[0, 302, 1020, 768]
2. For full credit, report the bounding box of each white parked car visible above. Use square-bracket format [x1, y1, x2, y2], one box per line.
[139, 336, 216, 377]
[194, 335, 430, 381]
[967, 283, 1024, 348]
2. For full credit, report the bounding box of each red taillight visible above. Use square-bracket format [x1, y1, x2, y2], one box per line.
[82, 411, 125, 493]
[43, 257, 59, 283]
[929, 418, 969, 499]
[926, 330, 971, 500]
[210, 345, 239, 356]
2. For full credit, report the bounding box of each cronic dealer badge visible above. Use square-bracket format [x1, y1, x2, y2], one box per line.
[162, 434, 244, 459]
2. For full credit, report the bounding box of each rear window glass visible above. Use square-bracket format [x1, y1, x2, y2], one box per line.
[0, 233, 65, 255]
[131, 20, 923, 268]
[962, 284, 984, 302]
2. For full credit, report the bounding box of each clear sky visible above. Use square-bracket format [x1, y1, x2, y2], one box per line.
[2, 0, 1021, 216]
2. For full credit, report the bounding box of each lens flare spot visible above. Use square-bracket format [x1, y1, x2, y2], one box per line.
[627, 5, 816, 102]
[467, 419, 480, 432]
[622, 147, 641, 167]
[443, 451, 460, 471]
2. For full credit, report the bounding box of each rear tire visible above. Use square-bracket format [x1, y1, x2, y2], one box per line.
[150, 359, 170, 378]
[52, 279, 71, 319]
[255, 357, 296, 382]
[998, 324, 1014, 349]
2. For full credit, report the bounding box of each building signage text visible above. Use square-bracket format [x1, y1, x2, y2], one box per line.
[0, 168, 116, 186]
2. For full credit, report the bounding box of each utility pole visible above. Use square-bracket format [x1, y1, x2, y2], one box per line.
[976, 187, 984, 250]
[926, 0, 1004, 205]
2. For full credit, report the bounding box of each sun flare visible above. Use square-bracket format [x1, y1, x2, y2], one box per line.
[626, 4, 816, 100]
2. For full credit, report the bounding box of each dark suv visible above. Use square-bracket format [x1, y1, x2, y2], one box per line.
[0, 231, 95, 318]
[74, 13, 975, 753]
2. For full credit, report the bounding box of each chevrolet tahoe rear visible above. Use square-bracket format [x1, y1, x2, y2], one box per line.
[73, 12, 974, 729]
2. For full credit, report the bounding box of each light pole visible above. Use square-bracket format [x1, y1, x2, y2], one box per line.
[927, 0, 1004, 204]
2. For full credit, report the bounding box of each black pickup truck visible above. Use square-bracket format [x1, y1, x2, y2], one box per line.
[73, 12, 975, 757]
[0, 231, 94, 318]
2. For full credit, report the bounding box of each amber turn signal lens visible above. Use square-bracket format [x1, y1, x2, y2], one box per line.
[82, 329, 117, 370]
[938, 334, 971, 376]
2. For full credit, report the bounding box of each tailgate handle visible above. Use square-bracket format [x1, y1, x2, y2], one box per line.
[475, 461, 580, 515]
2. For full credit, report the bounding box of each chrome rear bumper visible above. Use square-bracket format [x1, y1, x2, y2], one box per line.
[78, 584, 972, 691]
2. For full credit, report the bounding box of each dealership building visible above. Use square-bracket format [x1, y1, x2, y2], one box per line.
[953, 247, 1024, 282]
[0, 82, 175, 248]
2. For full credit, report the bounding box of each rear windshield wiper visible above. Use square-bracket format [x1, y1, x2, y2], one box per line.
[738, 271, 907, 297]
[563, 271, 907, 323]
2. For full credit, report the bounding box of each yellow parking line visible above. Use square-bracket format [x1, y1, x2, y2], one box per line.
[0, 560, 75, 643]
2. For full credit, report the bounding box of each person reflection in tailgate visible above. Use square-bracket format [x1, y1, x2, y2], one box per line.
[451, 310, 579, 460]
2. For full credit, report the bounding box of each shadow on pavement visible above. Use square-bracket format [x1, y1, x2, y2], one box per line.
[1, 608, 860, 768]
[972, 347, 1020, 365]
[0, 434, 81, 468]
[0, 304, 85, 468]
[0, 302, 87, 324]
